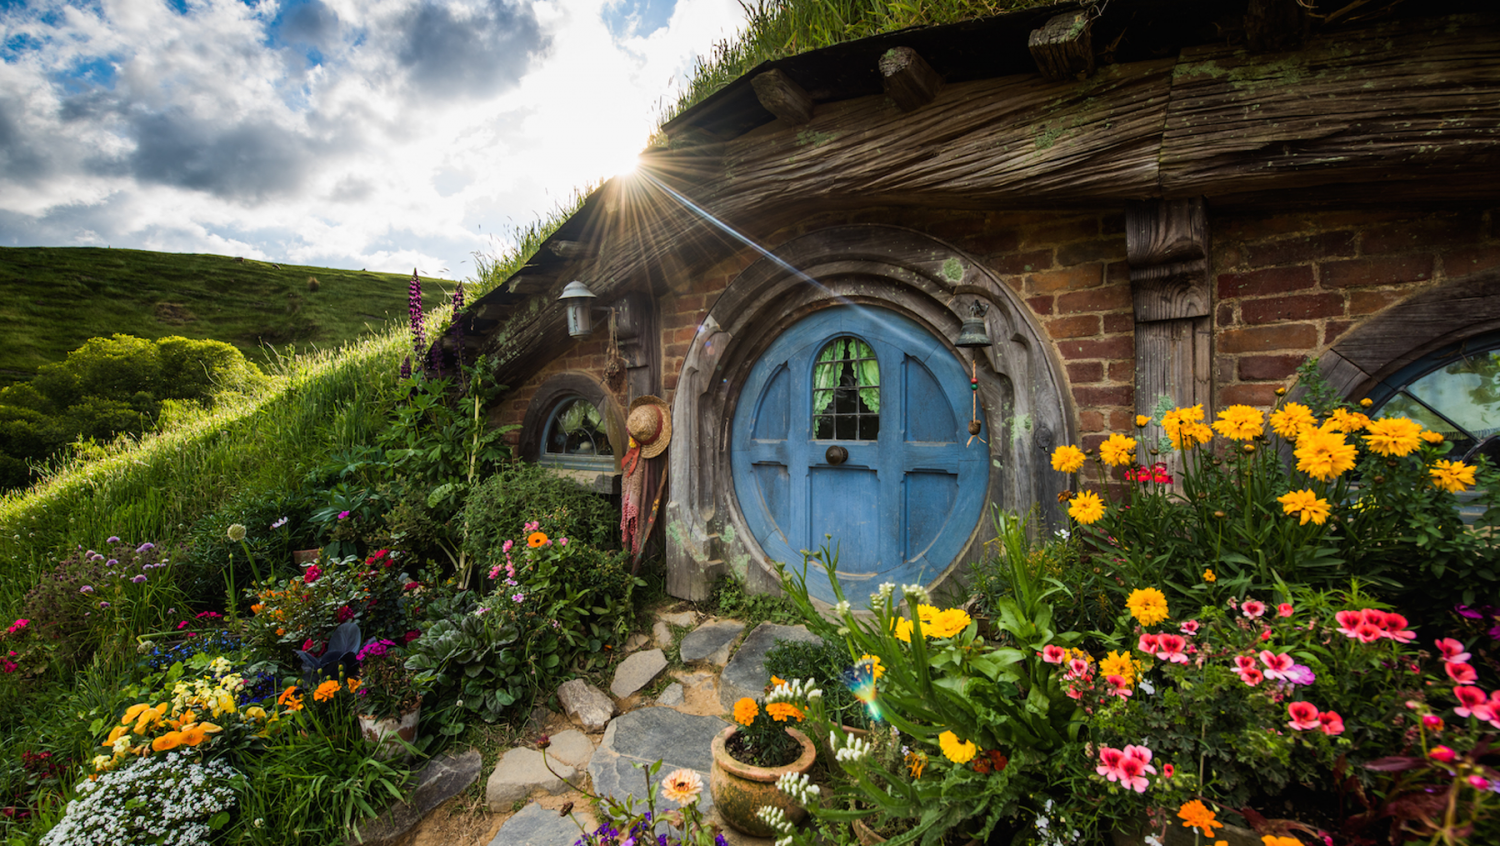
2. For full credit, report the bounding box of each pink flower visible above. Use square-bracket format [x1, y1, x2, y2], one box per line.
[1234, 655, 1258, 673]
[1041, 645, 1067, 664]
[1470, 775, 1491, 791]
[1380, 612, 1415, 643]
[338, 510, 350, 520]
[1446, 662, 1478, 684]
[304, 565, 323, 584]
[502, 539, 514, 554]
[1117, 745, 1156, 793]
[1335, 609, 1364, 638]
[0, 659, 15, 674]
[1242, 599, 1267, 619]
[524, 520, 540, 532]
[1162, 763, 1174, 778]
[1436, 638, 1471, 664]
[1353, 622, 1384, 644]
[5, 619, 27, 635]
[1454, 686, 1489, 718]
[1154, 634, 1188, 664]
[1096, 746, 1124, 780]
[404, 581, 420, 591]
[1430, 745, 1457, 763]
[1239, 668, 1264, 687]
[1105, 675, 1133, 698]
[1260, 629, 1273, 642]
[1423, 714, 1444, 732]
[1259, 651, 1296, 681]
[1066, 657, 1092, 680]
[1277, 603, 1294, 618]
[1179, 620, 1199, 635]
[1137, 633, 1160, 655]
[1287, 701, 1321, 731]
[1318, 711, 1345, 736]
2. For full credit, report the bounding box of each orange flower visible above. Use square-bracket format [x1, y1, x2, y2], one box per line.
[733, 698, 759, 726]
[347, 678, 362, 693]
[1177, 800, 1224, 838]
[527, 531, 549, 548]
[250, 603, 264, 614]
[314, 680, 342, 702]
[151, 731, 185, 752]
[766, 702, 804, 722]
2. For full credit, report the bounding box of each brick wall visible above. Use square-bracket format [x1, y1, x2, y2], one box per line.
[1213, 208, 1499, 408]
[494, 334, 614, 446]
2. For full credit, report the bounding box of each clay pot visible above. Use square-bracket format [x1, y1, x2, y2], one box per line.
[357, 701, 420, 759]
[709, 725, 817, 837]
[853, 818, 980, 846]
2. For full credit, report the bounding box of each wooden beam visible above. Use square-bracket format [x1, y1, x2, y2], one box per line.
[879, 47, 943, 112]
[751, 69, 814, 126]
[1028, 11, 1094, 81]
[1126, 198, 1210, 322]
[546, 240, 594, 260]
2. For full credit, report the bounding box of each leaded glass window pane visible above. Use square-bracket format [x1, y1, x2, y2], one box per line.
[541, 398, 613, 469]
[812, 337, 879, 441]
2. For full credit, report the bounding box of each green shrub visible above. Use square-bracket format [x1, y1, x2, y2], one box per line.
[463, 462, 619, 570]
[179, 487, 322, 610]
[763, 638, 872, 729]
[704, 575, 800, 628]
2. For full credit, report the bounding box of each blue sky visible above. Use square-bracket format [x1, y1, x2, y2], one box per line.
[0, 0, 746, 277]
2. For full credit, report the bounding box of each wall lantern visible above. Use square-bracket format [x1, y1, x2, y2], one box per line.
[559, 280, 601, 339]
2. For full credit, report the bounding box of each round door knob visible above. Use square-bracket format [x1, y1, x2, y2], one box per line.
[825, 445, 848, 465]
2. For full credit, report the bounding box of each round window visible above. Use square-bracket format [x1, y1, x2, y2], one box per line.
[540, 397, 615, 470]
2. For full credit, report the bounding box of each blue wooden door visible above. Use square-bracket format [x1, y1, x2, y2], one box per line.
[731, 306, 987, 603]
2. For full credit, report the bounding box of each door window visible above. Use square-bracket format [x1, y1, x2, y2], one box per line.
[813, 337, 880, 440]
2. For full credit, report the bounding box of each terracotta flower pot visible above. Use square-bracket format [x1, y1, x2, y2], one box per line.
[853, 818, 979, 846]
[709, 725, 817, 837]
[357, 701, 420, 760]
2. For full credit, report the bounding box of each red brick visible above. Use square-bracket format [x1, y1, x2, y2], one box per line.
[1215, 356, 1236, 384]
[1046, 314, 1101, 338]
[1059, 336, 1134, 360]
[663, 341, 689, 358]
[1027, 295, 1054, 316]
[1057, 286, 1133, 314]
[1101, 213, 1126, 235]
[673, 294, 706, 313]
[1218, 323, 1318, 353]
[1067, 361, 1104, 383]
[1216, 303, 1236, 326]
[1081, 433, 1109, 452]
[1106, 261, 1130, 284]
[1217, 244, 1244, 268]
[1103, 313, 1135, 334]
[1348, 289, 1405, 315]
[1079, 410, 1105, 431]
[1221, 383, 1281, 407]
[1004, 277, 1024, 295]
[1241, 292, 1345, 325]
[1107, 408, 1137, 430]
[1029, 265, 1103, 294]
[1108, 360, 1135, 382]
[663, 372, 679, 392]
[1237, 354, 1304, 381]
[672, 325, 700, 344]
[1243, 231, 1357, 268]
[1057, 238, 1127, 266]
[1218, 214, 1308, 242]
[1321, 255, 1434, 288]
[1074, 385, 1134, 407]
[970, 229, 1021, 254]
[1361, 213, 1482, 254]
[990, 249, 1055, 275]
[1022, 217, 1099, 248]
[1216, 266, 1315, 300]
[1444, 245, 1500, 277]
[1324, 320, 1353, 346]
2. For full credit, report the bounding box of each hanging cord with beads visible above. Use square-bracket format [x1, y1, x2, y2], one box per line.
[967, 356, 986, 447]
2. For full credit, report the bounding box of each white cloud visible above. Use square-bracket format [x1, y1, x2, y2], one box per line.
[0, 0, 748, 275]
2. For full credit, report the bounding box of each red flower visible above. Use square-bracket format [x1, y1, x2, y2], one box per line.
[304, 565, 323, 584]
[1430, 745, 1457, 763]
[402, 629, 422, 644]
[366, 549, 390, 565]
[1318, 710, 1345, 736]
[1446, 662, 1478, 684]
[1287, 701, 1321, 731]
[335, 605, 354, 623]
[404, 581, 421, 592]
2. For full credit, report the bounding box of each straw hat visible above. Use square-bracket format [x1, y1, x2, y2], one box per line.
[627, 395, 672, 459]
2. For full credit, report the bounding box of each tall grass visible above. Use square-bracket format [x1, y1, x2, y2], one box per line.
[662, 0, 1057, 125]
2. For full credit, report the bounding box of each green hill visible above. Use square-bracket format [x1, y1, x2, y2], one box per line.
[0, 246, 455, 387]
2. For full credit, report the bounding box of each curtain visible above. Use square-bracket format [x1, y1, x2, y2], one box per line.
[812, 339, 880, 416]
[813, 339, 845, 417]
[850, 339, 880, 413]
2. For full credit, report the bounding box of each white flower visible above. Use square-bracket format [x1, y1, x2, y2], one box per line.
[833, 734, 872, 763]
[1054, 528, 1071, 540]
[901, 583, 931, 604]
[872, 582, 896, 604]
[775, 771, 820, 804]
[833, 600, 851, 615]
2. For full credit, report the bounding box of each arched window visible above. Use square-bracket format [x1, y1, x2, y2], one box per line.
[812, 336, 880, 440]
[539, 396, 614, 470]
[1369, 330, 1500, 465]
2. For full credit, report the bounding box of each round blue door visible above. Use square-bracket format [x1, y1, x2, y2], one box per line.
[730, 305, 988, 603]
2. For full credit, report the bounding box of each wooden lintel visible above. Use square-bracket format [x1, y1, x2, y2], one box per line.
[1245, 0, 1305, 53]
[751, 69, 814, 126]
[1126, 198, 1210, 322]
[507, 273, 553, 295]
[879, 47, 942, 112]
[1028, 11, 1094, 81]
[547, 240, 593, 260]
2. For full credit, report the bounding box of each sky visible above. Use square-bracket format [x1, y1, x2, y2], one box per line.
[0, 0, 749, 279]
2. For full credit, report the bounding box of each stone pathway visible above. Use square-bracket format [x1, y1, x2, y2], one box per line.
[471, 610, 821, 846]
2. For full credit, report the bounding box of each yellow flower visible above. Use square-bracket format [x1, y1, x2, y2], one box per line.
[527, 531, 550, 548]
[1421, 430, 1445, 445]
[1295, 424, 1357, 481]
[659, 768, 703, 806]
[314, 680, 341, 702]
[1359, 398, 1373, 408]
[1177, 800, 1224, 838]
[1327, 408, 1370, 433]
[1068, 490, 1106, 525]
[1050, 445, 1086, 473]
[1126, 588, 1169, 627]
[347, 678, 362, 693]
[1135, 414, 1151, 428]
[1098, 433, 1138, 467]
[733, 698, 759, 727]
[105, 725, 131, 745]
[891, 616, 915, 643]
[1430, 459, 1477, 494]
[1162, 405, 1213, 450]
[905, 750, 927, 779]
[1099, 650, 1136, 686]
[925, 608, 972, 639]
[244, 706, 268, 722]
[1269, 403, 1316, 440]
[1203, 569, 1217, 583]
[859, 654, 885, 680]
[766, 702, 804, 722]
[1212, 405, 1265, 441]
[121, 703, 151, 725]
[938, 730, 977, 764]
[1363, 416, 1424, 457]
[1277, 489, 1331, 526]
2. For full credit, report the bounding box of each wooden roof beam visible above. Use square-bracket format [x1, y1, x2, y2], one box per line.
[879, 47, 943, 112]
[1028, 11, 1094, 81]
[751, 69, 814, 126]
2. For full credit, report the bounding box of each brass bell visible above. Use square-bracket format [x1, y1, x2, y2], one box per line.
[954, 300, 992, 349]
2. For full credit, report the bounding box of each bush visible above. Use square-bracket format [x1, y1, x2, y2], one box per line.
[463, 461, 619, 570]
[763, 639, 872, 730]
[179, 486, 321, 611]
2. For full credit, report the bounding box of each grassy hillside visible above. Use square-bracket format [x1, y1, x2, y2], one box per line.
[0, 246, 454, 387]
